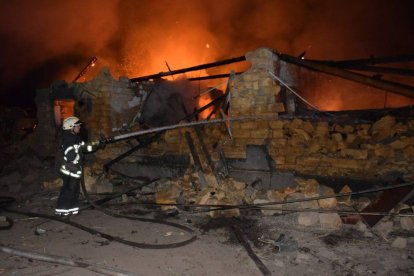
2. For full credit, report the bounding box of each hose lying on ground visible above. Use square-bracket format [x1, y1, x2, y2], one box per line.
[2, 178, 197, 249]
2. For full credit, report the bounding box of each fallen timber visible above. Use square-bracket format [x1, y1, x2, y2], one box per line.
[129, 51, 414, 99]
[188, 72, 243, 81]
[278, 53, 414, 98]
[130, 56, 246, 82]
[308, 55, 414, 66]
[309, 64, 414, 76]
[103, 94, 227, 170]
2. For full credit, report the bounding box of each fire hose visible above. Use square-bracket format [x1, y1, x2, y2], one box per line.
[1, 177, 197, 249]
[98, 115, 277, 146]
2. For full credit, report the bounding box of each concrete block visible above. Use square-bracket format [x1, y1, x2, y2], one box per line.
[319, 213, 342, 230]
[298, 212, 319, 226]
[391, 237, 407, 248]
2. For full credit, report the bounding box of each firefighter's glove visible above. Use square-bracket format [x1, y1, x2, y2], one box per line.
[88, 140, 105, 151]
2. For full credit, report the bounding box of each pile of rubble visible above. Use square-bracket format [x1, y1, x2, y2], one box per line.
[133, 170, 414, 233]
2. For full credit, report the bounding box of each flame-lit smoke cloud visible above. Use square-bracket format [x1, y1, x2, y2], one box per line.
[1, 0, 413, 107]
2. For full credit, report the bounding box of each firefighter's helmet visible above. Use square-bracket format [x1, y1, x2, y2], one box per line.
[62, 116, 82, 130]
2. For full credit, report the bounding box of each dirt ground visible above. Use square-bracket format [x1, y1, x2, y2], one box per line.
[1, 148, 414, 275]
[1, 189, 414, 276]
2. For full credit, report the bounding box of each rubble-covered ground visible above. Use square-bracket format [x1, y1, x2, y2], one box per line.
[1, 148, 414, 276]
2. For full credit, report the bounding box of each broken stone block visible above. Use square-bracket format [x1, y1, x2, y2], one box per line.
[293, 128, 311, 142]
[121, 194, 128, 203]
[355, 221, 369, 232]
[254, 198, 282, 215]
[389, 139, 407, 150]
[372, 115, 396, 132]
[197, 189, 214, 205]
[392, 203, 411, 213]
[318, 185, 338, 208]
[286, 192, 319, 209]
[391, 237, 407, 249]
[354, 197, 371, 211]
[156, 190, 178, 211]
[298, 212, 319, 226]
[400, 217, 414, 230]
[43, 178, 63, 190]
[373, 219, 393, 238]
[209, 197, 240, 218]
[319, 213, 342, 230]
[337, 185, 352, 206]
[303, 179, 319, 198]
[230, 179, 247, 190]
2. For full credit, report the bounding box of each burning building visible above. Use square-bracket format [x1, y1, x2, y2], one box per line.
[31, 47, 414, 186]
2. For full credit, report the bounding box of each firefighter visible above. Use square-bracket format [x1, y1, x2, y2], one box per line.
[55, 116, 102, 216]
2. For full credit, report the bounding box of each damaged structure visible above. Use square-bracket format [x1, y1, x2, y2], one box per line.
[29, 47, 414, 221]
[33, 47, 414, 178]
[1, 47, 414, 275]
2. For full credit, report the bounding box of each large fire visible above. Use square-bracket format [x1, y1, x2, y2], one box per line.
[1, 1, 413, 110]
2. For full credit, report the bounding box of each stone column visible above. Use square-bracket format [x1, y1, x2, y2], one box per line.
[231, 47, 281, 117]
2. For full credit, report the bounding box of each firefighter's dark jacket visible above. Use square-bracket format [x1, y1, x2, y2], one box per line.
[60, 130, 98, 178]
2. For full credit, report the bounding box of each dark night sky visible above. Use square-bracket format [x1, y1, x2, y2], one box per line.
[1, 0, 414, 108]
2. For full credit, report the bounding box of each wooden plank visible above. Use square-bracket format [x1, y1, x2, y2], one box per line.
[194, 126, 221, 185]
[231, 225, 272, 276]
[361, 182, 414, 227]
[278, 53, 414, 98]
[130, 56, 246, 82]
[185, 131, 208, 188]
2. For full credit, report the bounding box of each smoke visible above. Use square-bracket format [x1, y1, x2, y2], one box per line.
[1, 0, 413, 107]
[0, 0, 119, 106]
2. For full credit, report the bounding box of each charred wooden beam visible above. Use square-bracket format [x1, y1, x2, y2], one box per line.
[188, 72, 243, 81]
[361, 181, 414, 227]
[130, 56, 246, 82]
[308, 55, 414, 66]
[185, 131, 208, 188]
[194, 126, 221, 185]
[231, 224, 272, 276]
[278, 54, 414, 98]
[309, 63, 414, 76]
[72, 56, 98, 83]
[218, 147, 229, 177]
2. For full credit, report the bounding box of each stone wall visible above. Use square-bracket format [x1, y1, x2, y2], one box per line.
[75, 68, 145, 140]
[41, 48, 413, 182]
[141, 48, 414, 181]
